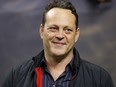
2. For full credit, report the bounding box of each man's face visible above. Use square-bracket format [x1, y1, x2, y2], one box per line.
[40, 8, 80, 58]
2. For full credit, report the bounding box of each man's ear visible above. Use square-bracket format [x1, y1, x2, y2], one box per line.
[75, 27, 80, 42]
[39, 24, 44, 39]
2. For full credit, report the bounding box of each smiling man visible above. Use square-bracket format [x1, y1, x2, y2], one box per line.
[2, 0, 114, 87]
[39, 7, 79, 82]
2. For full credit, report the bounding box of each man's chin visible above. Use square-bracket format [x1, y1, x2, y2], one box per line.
[52, 52, 65, 56]
[51, 51, 66, 57]
[50, 47, 68, 57]
[51, 53, 67, 61]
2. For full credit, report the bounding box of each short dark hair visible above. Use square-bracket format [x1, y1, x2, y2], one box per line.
[42, 0, 78, 28]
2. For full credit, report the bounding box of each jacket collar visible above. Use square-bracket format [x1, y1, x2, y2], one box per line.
[71, 48, 81, 77]
[32, 50, 45, 68]
[32, 48, 81, 75]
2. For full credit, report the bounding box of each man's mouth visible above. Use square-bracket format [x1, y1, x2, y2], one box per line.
[52, 42, 66, 46]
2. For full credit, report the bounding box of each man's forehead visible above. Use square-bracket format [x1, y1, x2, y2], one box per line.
[46, 8, 72, 16]
[44, 8, 76, 28]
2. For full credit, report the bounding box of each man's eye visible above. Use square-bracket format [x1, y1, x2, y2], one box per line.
[63, 28, 73, 34]
[65, 29, 73, 33]
[67, 29, 72, 31]
[48, 27, 57, 30]
[48, 27, 58, 32]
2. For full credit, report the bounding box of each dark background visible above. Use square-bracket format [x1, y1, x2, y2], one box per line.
[0, 0, 116, 86]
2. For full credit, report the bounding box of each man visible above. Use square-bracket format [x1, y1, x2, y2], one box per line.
[2, 0, 114, 87]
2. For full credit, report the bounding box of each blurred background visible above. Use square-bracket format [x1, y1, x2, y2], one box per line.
[0, 0, 116, 86]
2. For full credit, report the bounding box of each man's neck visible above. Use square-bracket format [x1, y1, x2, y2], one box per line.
[44, 52, 73, 81]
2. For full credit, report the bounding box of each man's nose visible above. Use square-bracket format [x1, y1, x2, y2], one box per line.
[55, 30, 64, 40]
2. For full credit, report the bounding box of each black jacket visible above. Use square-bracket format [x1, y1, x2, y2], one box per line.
[2, 49, 114, 87]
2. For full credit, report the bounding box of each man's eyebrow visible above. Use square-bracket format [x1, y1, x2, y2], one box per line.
[64, 26, 73, 29]
[49, 24, 58, 27]
[48, 25, 74, 29]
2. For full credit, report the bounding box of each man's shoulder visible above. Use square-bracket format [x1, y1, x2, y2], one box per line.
[81, 59, 108, 73]
[13, 50, 44, 74]
[11, 58, 34, 77]
[14, 58, 34, 71]
[80, 59, 111, 80]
